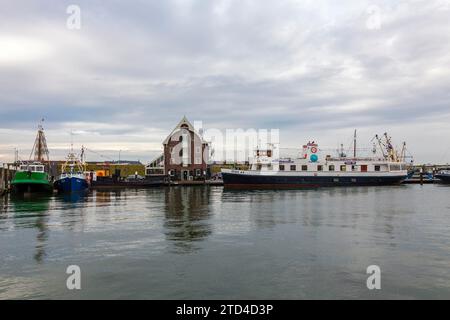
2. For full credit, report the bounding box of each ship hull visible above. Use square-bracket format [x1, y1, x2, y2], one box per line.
[435, 174, 450, 184]
[222, 170, 407, 189]
[54, 176, 89, 193]
[11, 171, 53, 194]
[12, 182, 53, 193]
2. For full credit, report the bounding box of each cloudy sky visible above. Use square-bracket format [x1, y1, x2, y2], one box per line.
[1, 0, 450, 164]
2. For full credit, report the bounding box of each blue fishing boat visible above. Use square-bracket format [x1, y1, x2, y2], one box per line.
[54, 147, 89, 193]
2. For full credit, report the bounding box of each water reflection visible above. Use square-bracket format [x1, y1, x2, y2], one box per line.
[221, 186, 407, 240]
[58, 191, 89, 204]
[8, 194, 51, 263]
[1, 185, 450, 299]
[163, 187, 212, 253]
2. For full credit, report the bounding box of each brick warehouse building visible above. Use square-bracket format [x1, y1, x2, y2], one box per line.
[147, 116, 209, 181]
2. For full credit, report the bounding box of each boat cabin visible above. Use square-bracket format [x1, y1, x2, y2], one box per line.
[18, 163, 45, 173]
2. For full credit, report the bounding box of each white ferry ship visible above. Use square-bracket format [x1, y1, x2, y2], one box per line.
[221, 133, 410, 188]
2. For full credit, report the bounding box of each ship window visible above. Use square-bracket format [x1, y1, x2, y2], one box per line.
[329, 165, 335, 171]
[36, 166, 44, 172]
[257, 164, 262, 170]
[375, 165, 381, 172]
[317, 165, 323, 171]
[279, 165, 285, 171]
[267, 150, 272, 157]
[352, 165, 357, 171]
[340, 165, 346, 172]
[196, 169, 201, 176]
[290, 165, 296, 171]
[302, 165, 308, 171]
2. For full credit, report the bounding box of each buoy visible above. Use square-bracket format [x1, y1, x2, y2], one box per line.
[310, 154, 318, 162]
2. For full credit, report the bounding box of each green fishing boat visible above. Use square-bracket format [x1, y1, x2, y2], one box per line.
[11, 162, 53, 193]
[11, 123, 53, 194]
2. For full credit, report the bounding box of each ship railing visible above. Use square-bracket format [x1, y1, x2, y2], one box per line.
[327, 157, 387, 162]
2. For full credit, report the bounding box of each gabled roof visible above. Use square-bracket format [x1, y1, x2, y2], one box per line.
[162, 116, 207, 145]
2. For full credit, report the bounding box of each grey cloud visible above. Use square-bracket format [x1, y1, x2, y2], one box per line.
[1, 0, 450, 163]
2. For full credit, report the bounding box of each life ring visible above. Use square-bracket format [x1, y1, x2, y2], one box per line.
[311, 147, 318, 153]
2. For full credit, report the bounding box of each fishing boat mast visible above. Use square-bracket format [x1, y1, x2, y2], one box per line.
[29, 120, 49, 163]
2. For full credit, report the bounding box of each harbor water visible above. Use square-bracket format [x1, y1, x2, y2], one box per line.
[1, 185, 450, 299]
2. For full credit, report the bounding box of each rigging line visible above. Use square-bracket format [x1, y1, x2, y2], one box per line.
[83, 147, 115, 161]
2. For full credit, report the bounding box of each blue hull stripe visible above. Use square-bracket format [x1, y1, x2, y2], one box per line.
[222, 173, 407, 188]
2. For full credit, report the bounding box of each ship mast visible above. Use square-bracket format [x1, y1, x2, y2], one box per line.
[353, 129, 357, 158]
[29, 119, 49, 163]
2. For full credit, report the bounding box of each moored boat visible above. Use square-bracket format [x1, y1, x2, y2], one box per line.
[54, 147, 89, 193]
[11, 162, 53, 193]
[222, 133, 410, 189]
[435, 171, 450, 184]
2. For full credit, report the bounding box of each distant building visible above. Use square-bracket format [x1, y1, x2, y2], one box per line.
[146, 116, 209, 181]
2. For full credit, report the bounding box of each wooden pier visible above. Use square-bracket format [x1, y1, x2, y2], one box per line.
[1, 166, 16, 196]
